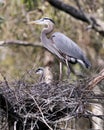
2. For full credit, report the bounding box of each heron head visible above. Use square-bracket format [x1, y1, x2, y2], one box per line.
[28, 17, 55, 25]
[35, 67, 44, 75]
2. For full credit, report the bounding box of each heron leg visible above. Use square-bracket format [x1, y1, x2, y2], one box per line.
[65, 58, 70, 78]
[59, 61, 62, 80]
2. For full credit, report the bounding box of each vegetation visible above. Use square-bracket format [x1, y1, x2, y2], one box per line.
[0, 0, 103, 79]
[0, 0, 104, 130]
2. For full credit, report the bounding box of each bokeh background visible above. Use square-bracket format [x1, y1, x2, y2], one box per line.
[0, 0, 104, 81]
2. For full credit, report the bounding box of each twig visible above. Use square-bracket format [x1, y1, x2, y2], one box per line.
[24, 91, 53, 130]
[87, 69, 104, 90]
[74, 0, 83, 11]
[85, 110, 104, 120]
[46, 0, 104, 36]
[14, 121, 17, 130]
[23, 115, 28, 130]
[22, 5, 38, 36]
[0, 40, 42, 47]
[51, 115, 76, 124]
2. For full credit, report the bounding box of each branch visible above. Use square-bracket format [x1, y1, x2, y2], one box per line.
[87, 69, 104, 90]
[0, 92, 23, 121]
[47, 0, 89, 22]
[0, 40, 42, 47]
[46, 0, 104, 36]
[25, 91, 53, 130]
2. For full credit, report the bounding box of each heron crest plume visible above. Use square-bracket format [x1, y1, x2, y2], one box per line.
[43, 17, 55, 24]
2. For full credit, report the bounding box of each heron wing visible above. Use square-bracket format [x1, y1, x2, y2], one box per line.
[51, 32, 91, 68]
[51, 32, 85, 61]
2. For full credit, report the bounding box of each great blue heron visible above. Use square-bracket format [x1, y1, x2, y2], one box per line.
[29, 17, 91, 79]
[35, 67, 53, 83]
[35, 67, 45, 82]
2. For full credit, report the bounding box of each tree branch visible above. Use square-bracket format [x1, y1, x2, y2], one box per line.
[47, 0, 89, 22]
[0, 40, 42, 47]
[87, 69, 104, 90]
[46, 0, 104, 36]
[0, 92, 23, 121]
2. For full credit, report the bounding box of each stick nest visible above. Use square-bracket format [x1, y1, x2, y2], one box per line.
[0, 75, 104, 130]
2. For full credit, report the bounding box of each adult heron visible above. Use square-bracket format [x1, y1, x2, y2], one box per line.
[29, 17, 91, 79]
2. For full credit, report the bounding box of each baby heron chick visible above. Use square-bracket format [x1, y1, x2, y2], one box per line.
[35, 67, 53, 84]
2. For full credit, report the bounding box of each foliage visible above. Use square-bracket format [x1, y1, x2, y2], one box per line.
[0, 1, 104, 129]
[0, 0, 103, 80]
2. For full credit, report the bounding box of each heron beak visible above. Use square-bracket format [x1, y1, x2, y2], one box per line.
[28, 20, 42, 25]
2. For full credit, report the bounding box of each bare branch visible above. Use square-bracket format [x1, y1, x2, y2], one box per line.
[0, 40, 42, 47]
[25, 91, 53, 130]
[0, 74, 103, 129]
[46, 0, 104, 36]
[74, 0, 83, 12]
[46, 0, 89, 22]
[87, 69, 104, 90]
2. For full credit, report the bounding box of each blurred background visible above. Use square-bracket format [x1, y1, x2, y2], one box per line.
[0, 0, 104, 81]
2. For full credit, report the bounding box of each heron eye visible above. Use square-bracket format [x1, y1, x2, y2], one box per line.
[35, 68, 40, 73]
[37, 68, 41, 71]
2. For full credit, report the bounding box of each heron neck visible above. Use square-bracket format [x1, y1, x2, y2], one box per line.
[41, 23, 54, 43]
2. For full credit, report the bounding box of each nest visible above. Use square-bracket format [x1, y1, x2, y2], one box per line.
[0, 74, 104, 130]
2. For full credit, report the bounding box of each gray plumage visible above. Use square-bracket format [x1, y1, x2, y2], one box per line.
[29, 17, 91, 78]
[51, 32, 91, 68]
